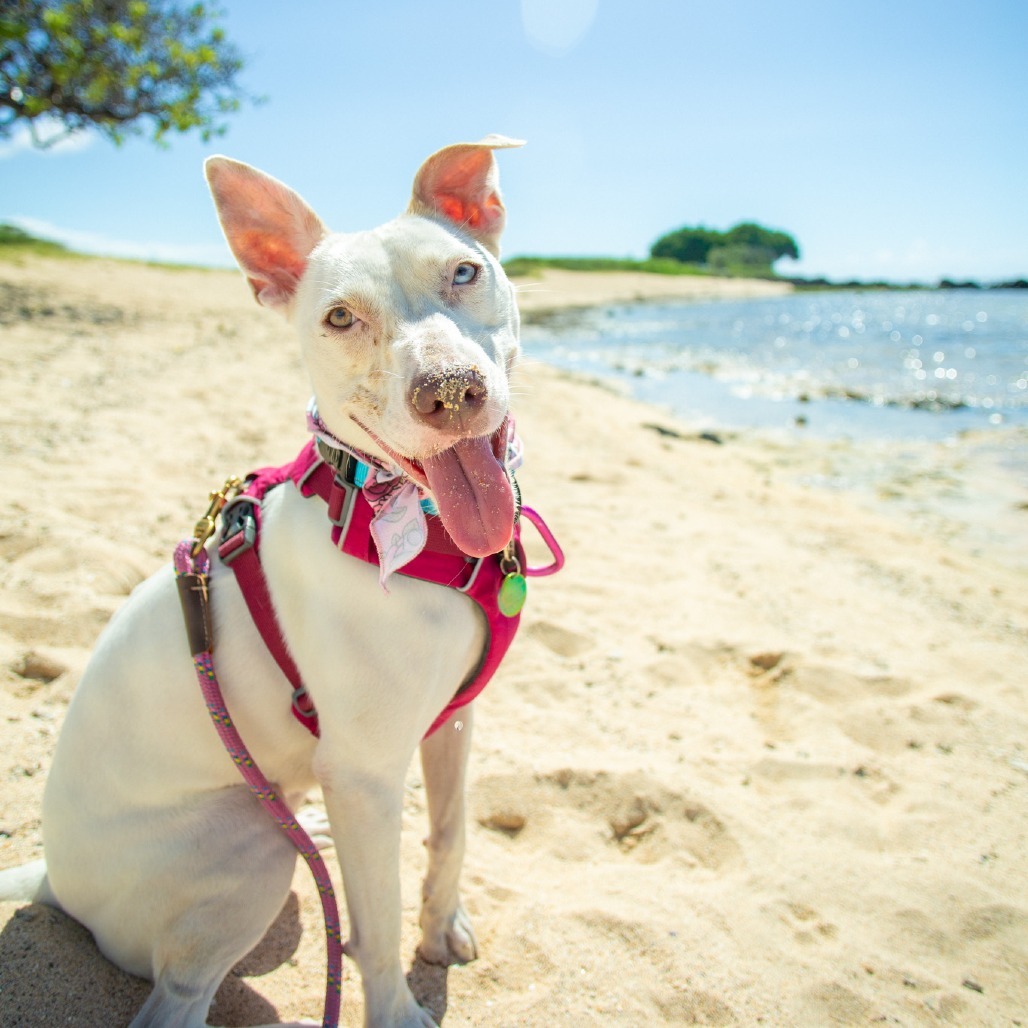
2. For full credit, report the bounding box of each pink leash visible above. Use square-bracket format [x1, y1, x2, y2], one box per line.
[173, 538, 343, 1028]
[169, 472, 565, 1028]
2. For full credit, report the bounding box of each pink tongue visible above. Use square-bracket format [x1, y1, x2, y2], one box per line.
[422, 435, 515, 557]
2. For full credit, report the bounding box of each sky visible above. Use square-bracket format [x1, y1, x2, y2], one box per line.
[2, 0, 1027, 283]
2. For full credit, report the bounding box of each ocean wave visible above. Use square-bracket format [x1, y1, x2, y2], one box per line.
[522, 289, 1028, 431]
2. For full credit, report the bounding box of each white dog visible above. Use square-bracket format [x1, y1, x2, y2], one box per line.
[0, 136, 541, 1027]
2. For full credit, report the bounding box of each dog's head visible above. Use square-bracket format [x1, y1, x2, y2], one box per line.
[205, 136, 524, 557]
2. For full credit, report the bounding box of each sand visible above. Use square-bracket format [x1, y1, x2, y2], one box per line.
[512, 266, 792, 316]
[1, 255, 1026, 1026]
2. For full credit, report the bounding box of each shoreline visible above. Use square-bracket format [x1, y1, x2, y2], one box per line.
[1, 254, 1026, 1025]
[510, 265, 793, 318]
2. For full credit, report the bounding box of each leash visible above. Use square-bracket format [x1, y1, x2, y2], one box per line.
[171, 457, 564, 1027]
[174, 478, 343, 1028]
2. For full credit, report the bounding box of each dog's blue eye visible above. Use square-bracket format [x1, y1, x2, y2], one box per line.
[327, 307, 354, 329]
[453, 263, 478, 286]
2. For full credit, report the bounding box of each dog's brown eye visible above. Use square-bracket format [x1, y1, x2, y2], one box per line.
[327, 307, 354, 329]
[452, 263, 478, 286]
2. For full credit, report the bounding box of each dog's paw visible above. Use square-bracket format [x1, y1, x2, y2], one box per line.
[252, 1021, 320, 1027]
[246, 1020, 319, 1027]
[366, 995, 437, 1027]
[296, 806, 334, 850]
[417, 903, 478, 966]
[401, 1002, 438, 1028]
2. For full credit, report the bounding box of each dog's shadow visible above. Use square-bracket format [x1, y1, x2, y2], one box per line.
[407, 953, 453, 1024]
[0, 893, 306, 1027]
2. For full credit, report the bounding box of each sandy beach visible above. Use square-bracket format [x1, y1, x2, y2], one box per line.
[511, 266, 793, 317]
[1, 254, 1026, 1026]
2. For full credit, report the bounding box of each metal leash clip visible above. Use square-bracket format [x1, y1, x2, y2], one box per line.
[190, 476, 243, 558]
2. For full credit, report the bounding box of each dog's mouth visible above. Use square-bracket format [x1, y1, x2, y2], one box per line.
[353, 417, 516, 558]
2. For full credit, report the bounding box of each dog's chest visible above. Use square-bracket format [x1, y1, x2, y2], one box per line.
[251, 484, 488, 728]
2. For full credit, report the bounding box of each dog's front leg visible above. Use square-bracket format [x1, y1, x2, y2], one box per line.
[418, 703, 478, 965]
[316, 755, 436, 1028]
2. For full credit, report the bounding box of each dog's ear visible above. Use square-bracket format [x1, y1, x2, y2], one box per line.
[409, 134, 524, 257]
[205, 157, 326, 310]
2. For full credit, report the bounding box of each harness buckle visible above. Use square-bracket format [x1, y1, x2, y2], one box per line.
[218, 500, 258, 565]
[292, 683, 316, 718]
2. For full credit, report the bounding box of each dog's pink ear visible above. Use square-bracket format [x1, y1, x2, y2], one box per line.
[409, 134, 524, 257]
[205, 156, 326, 309]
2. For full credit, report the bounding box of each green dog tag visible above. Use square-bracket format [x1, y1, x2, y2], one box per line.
[498, 572, 527, 617]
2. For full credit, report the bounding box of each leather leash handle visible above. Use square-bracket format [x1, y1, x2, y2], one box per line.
[176, 571, 213, 655]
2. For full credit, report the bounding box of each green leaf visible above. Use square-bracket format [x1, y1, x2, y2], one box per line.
[4, 0, 252, 148]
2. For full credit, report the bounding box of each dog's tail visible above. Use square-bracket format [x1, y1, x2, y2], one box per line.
[0, 859, 59, 907]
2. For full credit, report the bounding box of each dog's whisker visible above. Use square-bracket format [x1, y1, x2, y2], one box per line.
[512, 359, 550, 377]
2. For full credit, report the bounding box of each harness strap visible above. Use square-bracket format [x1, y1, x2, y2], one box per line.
[218, 457, 319, 732]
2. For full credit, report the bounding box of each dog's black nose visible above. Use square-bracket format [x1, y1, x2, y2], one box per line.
[409, 366, 487, 427]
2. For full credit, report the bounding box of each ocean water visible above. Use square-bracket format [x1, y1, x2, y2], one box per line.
[521, 289, 1028, 441]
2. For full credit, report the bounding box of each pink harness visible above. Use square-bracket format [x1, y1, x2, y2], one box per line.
[174, 432, 560, 1026]
[216, 437, 563, 739]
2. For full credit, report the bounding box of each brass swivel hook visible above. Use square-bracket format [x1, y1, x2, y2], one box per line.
[191, 476, 243, 558]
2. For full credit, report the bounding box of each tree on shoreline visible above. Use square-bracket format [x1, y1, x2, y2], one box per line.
[652, 221, 800, 275]
[0, 0, 251, 148]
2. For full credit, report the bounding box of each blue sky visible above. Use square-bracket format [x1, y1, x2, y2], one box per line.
[2, 0, 1026, 282]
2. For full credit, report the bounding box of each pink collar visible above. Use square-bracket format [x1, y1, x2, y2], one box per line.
[305, 400, 524, 587]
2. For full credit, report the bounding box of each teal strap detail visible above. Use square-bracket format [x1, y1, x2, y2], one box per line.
[353, 459, 437, 515]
